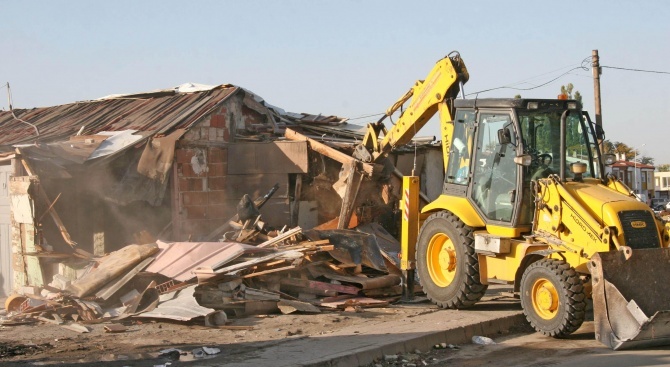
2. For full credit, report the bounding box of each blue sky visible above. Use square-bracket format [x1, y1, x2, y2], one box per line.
[2, 1, 669, 163]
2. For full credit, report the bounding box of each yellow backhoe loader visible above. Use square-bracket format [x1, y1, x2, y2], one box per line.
[353, 51, 670, 350]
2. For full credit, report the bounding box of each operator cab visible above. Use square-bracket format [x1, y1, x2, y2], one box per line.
[444, 98, 609, 230]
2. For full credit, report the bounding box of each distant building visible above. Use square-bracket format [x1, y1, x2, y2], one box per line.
[608, 153, 655, 202]
[654, 171, 670, 201]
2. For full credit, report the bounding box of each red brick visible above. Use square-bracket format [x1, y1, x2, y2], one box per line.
[207, 204, 234, 219]
[208, 190, 229, 205]
[208, 147, 227, 163]
[179, 178, 203, 191]
[182, 192, 208, 206]
[210, 114, 227, 128]
[208, 177, 227, 190]
[178, 163, 195, 177]
[208, 163, 225, 177]
[185, 205, 207, 219]
[175, 149, 195, 164]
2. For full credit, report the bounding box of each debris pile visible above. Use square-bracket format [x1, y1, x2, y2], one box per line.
[2, 195, 412, 332]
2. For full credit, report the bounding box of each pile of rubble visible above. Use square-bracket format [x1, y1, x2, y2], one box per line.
[2, 195, 410, 333]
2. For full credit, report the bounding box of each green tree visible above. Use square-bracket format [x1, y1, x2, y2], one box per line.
[612, 141, 634, 160]
[657, 164, 670, 172]
[640, 156, 654, 165]
[601, 140, 615, 154]
[560, 83, 583, 104]
[514, 94, 522, 99]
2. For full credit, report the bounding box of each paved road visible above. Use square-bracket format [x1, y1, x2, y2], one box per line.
[440, 321, 670, 367]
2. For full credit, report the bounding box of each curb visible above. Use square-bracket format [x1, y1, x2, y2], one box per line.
[299, 313, 527, 367]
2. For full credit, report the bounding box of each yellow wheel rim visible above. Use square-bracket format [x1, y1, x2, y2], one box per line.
[426, 232, 457, 287]
[531, 278, 559, 320]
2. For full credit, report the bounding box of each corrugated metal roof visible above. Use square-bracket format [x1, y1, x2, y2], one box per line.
[612, 161, 655, 169]
[0, 85, 239, 147]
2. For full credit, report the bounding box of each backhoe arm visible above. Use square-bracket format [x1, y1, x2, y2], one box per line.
[354, 52, 469, 164]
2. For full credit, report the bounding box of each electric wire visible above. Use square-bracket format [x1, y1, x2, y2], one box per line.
[601, 65, 670, 75]
[5, 82, 40, 136]
[466, 56, 593, 97]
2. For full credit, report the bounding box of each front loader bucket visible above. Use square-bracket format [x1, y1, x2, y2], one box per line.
[588, 247, 670, 350]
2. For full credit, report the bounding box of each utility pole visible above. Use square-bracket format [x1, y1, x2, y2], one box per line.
[592, 50, 602, 128]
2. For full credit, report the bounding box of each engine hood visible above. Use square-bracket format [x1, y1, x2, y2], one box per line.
[562, 178, 660, 248]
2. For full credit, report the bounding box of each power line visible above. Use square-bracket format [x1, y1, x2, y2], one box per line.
[466, 65, 588, 96]
[347, 112, 385, 121]
[466, 56, 593, 97]
[601, 65, 670, 75]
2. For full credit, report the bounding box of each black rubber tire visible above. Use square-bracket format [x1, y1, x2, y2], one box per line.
[520, 258, 586, 338]
[416, 211, 487, 309]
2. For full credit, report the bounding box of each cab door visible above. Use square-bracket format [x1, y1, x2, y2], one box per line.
[469, 110, 518, 223]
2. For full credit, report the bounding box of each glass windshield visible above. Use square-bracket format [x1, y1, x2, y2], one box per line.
[517, 109, 599, 180]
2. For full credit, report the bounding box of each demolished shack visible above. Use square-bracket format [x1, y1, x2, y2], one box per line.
[0, 83, 445, 323]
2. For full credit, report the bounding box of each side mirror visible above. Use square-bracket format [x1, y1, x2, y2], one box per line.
[514, 154, 532, 166]
[497, 128, 512, 145]
[603, 153, 617, 166]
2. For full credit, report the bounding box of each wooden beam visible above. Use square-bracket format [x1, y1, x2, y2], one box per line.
[257, 226, 302, 248]
[337, 161, 363, 229]
[15, 149, 76, 247]
[285, 128, 377, 176]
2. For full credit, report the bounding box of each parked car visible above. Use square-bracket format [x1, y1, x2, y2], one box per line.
[651, 198, 668, 211]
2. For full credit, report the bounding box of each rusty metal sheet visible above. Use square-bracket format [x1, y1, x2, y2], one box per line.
[0, 86, 238, 149]
[145, 240, 270, 282]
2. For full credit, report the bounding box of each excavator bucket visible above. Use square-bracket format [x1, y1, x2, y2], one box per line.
[588, 247, 670, 350]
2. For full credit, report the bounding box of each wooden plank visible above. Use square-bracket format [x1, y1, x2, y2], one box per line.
[228, 141, 308, 174]
[278, 299, 321, 314]
[319, 296, 390, 309]
[257, 227, 302, 248]
[280, 278, 360, 295]
[95, 257, 155, 300]
[242, 265, 297, 278]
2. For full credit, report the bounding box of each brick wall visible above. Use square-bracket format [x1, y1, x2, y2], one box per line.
[172, 95, 290, 241]
[173, 145, 291, 240]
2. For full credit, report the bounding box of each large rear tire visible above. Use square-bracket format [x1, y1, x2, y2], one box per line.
[520, 258, 586, 337]
[416, 211, 487, 309]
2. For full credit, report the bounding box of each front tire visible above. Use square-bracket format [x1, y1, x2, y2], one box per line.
[520, 258, 586, 337]
[416, 211, 487, 309]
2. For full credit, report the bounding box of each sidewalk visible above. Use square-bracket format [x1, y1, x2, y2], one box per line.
[207, 289, 525, 366]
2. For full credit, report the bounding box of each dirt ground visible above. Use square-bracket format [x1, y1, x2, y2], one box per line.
[0, 299, 450, 366]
